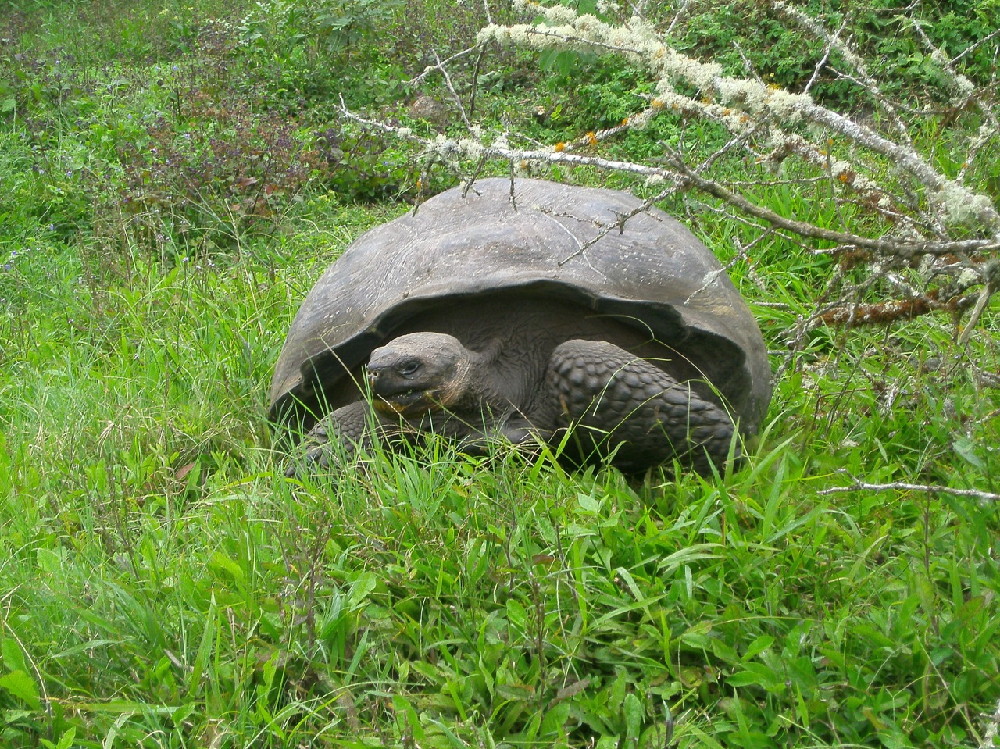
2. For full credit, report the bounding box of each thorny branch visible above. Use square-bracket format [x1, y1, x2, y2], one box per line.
[338, 103, 999, 259]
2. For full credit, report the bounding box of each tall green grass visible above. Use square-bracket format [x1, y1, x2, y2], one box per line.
[1, 1, 998, 746]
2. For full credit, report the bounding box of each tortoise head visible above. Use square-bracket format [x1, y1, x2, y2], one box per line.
[366, 332, 475, 417]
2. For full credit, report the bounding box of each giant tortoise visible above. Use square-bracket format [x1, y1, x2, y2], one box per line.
[270, 178, 771, 473]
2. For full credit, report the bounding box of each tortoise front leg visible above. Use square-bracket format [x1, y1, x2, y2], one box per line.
[546, 339, 736, 473]
[285, 401, 400, 476]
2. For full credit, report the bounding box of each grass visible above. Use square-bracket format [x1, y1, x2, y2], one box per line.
[2, 0, 999, 747]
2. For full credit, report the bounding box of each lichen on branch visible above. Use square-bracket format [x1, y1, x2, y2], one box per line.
[341, 0, 999, 341]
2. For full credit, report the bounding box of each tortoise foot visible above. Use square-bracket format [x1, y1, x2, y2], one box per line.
[284, 401, 384, 477]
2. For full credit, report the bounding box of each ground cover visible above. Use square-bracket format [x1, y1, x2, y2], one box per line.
[1, 1, 997, 746]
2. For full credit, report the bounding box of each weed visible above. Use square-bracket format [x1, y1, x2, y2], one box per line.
[1, 0, 998, 746]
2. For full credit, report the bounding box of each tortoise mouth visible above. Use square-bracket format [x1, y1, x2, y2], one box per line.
[373, 388, 442, 417]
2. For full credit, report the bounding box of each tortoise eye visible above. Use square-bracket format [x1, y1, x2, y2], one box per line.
[398, 360, 421, 376]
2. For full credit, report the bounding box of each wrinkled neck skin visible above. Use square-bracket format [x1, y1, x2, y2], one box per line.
[441, 341, 507, 413]
[434, 352, 479, 410]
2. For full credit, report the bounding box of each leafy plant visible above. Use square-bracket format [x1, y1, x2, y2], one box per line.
[109, 101, 325, 253]
[0, 0, 998, 746]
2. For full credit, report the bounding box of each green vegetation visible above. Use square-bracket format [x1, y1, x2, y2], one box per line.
[1, 0, 998, 746]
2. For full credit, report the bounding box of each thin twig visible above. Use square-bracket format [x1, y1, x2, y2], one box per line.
[777, 2, 913, 146]
[433, 49, 474, 130]
[957, 278, 997, 348]
[819, 478, 1000, 502]
[952, 25, 1000, 64]
[409, 45, 479, 85]
[663, 0, 692, 37]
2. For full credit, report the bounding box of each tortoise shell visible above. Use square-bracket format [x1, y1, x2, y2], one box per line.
[270, 178, 771, 437]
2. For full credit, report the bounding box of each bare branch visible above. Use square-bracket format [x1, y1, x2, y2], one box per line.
[432, 50, 474, 130]
[667, 158, 998, 257]
[663, 0, 693, 37]
[819, 477, 1000, 502]
[340, 100, 999, 260]
[409, 45, 479, 85]
[778, 3, 912, 147]
[957, 263, 1000, 347]
[952, 25, 1000, 65]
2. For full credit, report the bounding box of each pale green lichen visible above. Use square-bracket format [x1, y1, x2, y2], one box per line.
[934, 181, 997, 226]
[952, 73, 975, 99]
[627, 108, 654, 130]
[765, 88, 811, 122]
[957, 267, 980, 287]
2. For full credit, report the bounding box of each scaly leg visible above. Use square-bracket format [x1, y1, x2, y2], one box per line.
[546, 339, 736, 473]
[284, 401, 400, 476]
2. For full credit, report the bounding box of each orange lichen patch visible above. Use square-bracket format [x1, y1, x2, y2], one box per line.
[621, 117, 630, 126]
[554, 142, 566, 152]
[821, 298, 932, 326]
[651, 98, 664, 109]
[837, 172, 852, 184]
[835, 248, 872, 270]
[586, 131, 598, 146]
[821, 289, 963, 327]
